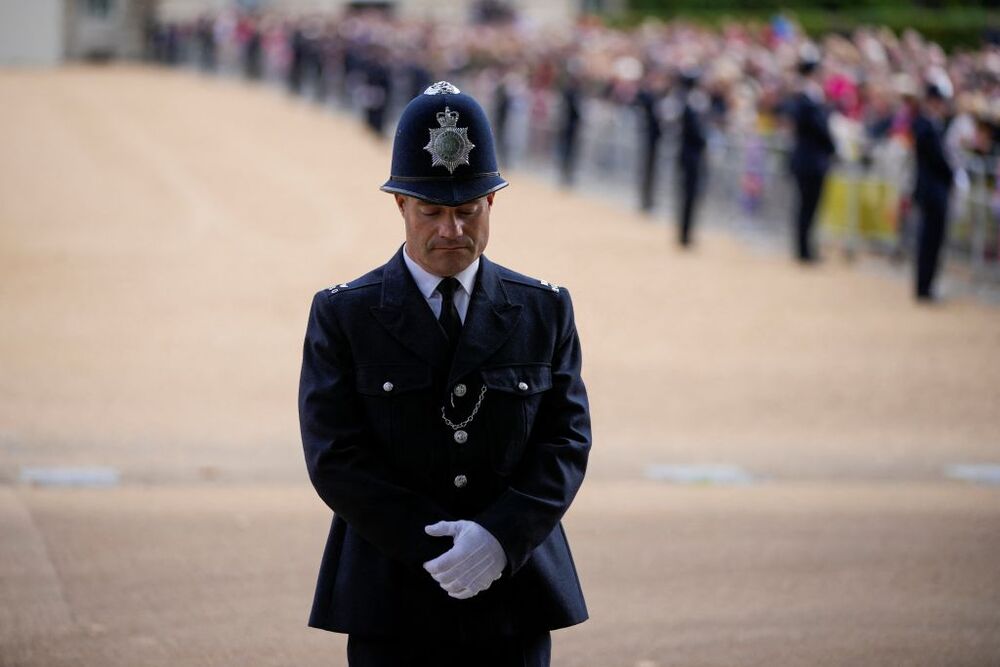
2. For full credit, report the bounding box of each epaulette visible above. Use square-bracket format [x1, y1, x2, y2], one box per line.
[324, 270, 381, 297]
[538, 279, 561, 293]
[500, 271, 564, 294]
[326, 281, 378, 295]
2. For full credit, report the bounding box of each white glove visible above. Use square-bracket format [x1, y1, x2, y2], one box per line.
[423, 520, 507, 600]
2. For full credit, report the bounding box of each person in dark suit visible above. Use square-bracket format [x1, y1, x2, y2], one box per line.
[558, 72, 583, 187]
[362, 47, 392, 137]
[493, 69, 514, 169]
[786, 46, 836, 263]
[676, 67, 707, 246]
[196, 15, 216, 73]
[241, 15, 262, 81]
[634, 68, 665, 214]
[287, 24, 308, 95]
[911, 79, 955, 301]
[299, 81, 591, 667]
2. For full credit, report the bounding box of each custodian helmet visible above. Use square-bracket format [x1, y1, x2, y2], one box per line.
[925, 67, 954, 101]
[380, 81, 508, 206]
[797, 43, 822, 75]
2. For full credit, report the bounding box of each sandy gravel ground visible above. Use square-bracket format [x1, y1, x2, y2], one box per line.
[1, 66, 998, 666]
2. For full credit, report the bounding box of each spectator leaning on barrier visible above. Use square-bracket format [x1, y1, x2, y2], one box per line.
[298, 81, 592, 667]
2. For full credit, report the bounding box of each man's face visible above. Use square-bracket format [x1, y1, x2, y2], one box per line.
[396, 193, 494, 277]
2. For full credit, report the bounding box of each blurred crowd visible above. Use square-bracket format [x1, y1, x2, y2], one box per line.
[146, 7, 1000, 152]
[145, 4, 1000, 291]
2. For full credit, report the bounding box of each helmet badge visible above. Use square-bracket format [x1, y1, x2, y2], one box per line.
[423, 81, 461, 95]
[423, 106, 475, 174]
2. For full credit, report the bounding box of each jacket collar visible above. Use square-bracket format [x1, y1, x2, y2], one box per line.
[370, 246, 522, 383]
[449, 254, 522, 385]
[401, 245, 479, 305]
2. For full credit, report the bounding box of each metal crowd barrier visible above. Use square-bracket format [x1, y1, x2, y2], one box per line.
[161, 38, 1000, 286]
[479, 88, 1000, 285]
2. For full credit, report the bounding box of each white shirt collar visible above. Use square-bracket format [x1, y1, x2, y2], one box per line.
[402, 245, 479, 298]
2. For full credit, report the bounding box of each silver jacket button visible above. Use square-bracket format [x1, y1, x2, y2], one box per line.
[382, 381, 394, 393]
[453, 383, 467, 397]
[453, 474, 468, 488]
[454, 430, 468, 444]
[517, 381, 529, 392]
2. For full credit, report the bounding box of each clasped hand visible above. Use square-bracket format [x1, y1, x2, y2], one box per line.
[423, 520, 507, 600]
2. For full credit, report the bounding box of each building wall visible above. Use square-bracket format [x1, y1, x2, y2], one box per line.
[0, 0, 66, 65]
[65, 0, 156, 60]
[156, 0, 580, 24]
[157, 0, 230, 22]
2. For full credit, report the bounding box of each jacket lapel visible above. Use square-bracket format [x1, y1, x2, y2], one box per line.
[369, 247, 450, 368]
[448, 255, 522, 386]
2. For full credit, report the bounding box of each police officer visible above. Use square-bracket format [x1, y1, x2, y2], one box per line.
[196, 15, 216, 73]
[287, 23, 308, 96]
[911, 76, 955, 301]
[299, 81, 591, 667]
[676, 67, 707, 246]
[361, 45, 392, 137]
[558, 70, 583, 187]
[635, 67, 665, 213]
[786, 45, 836, 263]
[241, 15, 262, 81]
[493, 68, 515, 169]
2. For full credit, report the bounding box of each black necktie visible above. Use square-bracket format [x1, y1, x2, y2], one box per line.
[436, 277, 463, 349]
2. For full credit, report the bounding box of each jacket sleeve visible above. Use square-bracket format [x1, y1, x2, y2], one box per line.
[474, 289, 592, 573]
[299, 290, 454, 568]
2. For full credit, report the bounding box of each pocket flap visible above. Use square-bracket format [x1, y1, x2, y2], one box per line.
[480, 364, 552, 395]
[356, 364, 432, 396]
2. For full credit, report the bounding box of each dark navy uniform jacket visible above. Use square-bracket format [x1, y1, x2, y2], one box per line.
[678, 98, 706, 166]
[911, 112, 954, 205]
[787, 91, 836, 176]
[299, 247, 591, 639]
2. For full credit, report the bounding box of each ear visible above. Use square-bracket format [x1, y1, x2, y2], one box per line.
[486, 192, 495, 208]
[394, 194, 407, 215]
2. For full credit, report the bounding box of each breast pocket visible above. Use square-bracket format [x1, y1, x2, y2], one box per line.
[480, 363, 552, 475]
[355, 363, 433, 469]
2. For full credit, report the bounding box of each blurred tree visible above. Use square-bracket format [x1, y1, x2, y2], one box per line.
[621, 0, 999, 51]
